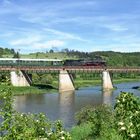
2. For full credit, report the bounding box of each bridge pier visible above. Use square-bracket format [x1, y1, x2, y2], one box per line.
[10, 70, 32, 86]
[59, 70, 75, 92]
[102, 70, 113, 90]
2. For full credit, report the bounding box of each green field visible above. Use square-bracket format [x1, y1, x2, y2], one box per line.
[2, 52, 80, 61]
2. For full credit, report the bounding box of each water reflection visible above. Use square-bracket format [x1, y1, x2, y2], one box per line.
[59, 90, 75, 127]
[14, 95, 27, 111]
[102, 90, 113, 105]
[13, 82, 140, 128]
[14, 94, 47, 112]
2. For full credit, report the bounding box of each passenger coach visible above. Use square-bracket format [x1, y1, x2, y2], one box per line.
[0, 58, 63, 67]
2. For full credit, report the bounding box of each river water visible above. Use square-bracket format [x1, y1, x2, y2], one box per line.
[14, 82, 140, 128]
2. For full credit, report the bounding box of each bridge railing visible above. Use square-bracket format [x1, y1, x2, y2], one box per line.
[0, 65, 140, 72]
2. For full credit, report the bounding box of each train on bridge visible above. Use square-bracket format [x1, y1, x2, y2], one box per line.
[0, 58, 106, 67]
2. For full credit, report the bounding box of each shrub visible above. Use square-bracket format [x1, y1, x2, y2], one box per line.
[75, 105, 113, 138]
[114, 92, 140, 140]
[0, 88, 71, 140]
[71, 122, 92, 140]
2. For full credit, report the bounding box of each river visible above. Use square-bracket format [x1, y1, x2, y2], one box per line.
[14, 82, 140, 128]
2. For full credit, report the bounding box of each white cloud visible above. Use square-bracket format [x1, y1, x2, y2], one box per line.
[103, 24, 128, 31]
[33, 40, 65, 49]
[91, 43, 140, 52]
[0, 0, 140, 53]
[9, 32, 65, 51]
[10, 35, 42, 46]
[44, 28, 89, 42]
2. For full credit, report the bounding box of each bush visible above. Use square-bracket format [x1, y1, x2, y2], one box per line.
[114, 92, 140, 140]
[71, 122, 92, 140]
[0, 88, 71, 140]
[75, 105, 113, 138]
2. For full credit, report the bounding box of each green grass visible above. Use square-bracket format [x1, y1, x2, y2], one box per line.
[2, 54, 14, 58]
[0, 78, 139, 95]
[2, 52, 76, 59]
[113, 78, 140, 84]
[0, 84, 57, 95]
[20, 52, 77, 60]
[71, 123, 93, 140]
[74, 78, 140, 89]
[74, 79, 102, 89]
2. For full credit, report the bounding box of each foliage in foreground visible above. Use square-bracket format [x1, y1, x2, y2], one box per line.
[115, 92, 140, 140]
[0, 86, 140, 140]
[74, 105, 121, 140]
[74, 92, 140, 140]
[0, 88, 71, 140]
[71, 122, 93, 140]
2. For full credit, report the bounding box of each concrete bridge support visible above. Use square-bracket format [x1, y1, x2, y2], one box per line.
[10, 70, 32, 86]
[59, 70, 75, 92]
[102, 70, 113, 90]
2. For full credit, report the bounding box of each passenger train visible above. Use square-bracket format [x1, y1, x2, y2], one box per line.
[0, 58, 106, 67]
[0, 58, 63, 66]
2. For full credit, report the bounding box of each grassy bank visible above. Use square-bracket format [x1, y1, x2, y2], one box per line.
[0, 84, 57, 95]
[113, 78, 140, 84]
[0, 78, 139, 95]
[74, 78, 140, 89]
[74, 79, 101, 89]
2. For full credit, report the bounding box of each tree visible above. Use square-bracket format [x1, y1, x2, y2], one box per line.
[13, 52, 20, 58]
[49, 49, 54, 53]
[35, 52, 39, 58]
[11, 49, 15, 54]
[0, 48, 3, 57]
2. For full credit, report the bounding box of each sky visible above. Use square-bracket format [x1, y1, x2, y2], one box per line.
[0, 0, 140, 53]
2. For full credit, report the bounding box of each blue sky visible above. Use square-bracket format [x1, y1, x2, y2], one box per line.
[0, 0, 140, 53]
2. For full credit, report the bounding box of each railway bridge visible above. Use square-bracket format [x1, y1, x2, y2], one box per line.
[0, 59, 140, 91]
[0, 65, 140, 92]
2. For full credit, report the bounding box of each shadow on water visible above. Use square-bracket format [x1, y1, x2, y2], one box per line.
[132, 86, 140, 89]
[34, 84, 57, 90]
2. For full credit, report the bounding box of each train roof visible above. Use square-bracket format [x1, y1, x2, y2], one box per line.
[0, 58, 62, 62]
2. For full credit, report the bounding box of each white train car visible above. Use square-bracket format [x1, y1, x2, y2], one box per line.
[0, 58, 63, 66]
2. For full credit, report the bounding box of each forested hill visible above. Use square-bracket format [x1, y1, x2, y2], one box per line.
[54, 51, 140, 67]
[88, 51, 140, 67]
[0, 47, 15, 57]
[28, 51, 140, 67]
[0, 48, 140, 67]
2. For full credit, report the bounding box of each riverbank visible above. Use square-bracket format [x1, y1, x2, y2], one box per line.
[0, 84, 57, 95]
[0, 78, 139, 95]
[75, 78, 140, 89]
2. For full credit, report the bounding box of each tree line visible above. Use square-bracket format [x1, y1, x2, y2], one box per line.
[0, 47, 15, 57]
[60, 49, 140, 67]
[0, 47, 140, 67]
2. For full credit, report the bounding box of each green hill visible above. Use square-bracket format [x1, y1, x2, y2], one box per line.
[1, 48, 140, 67]
[21, 51, 140, 67]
